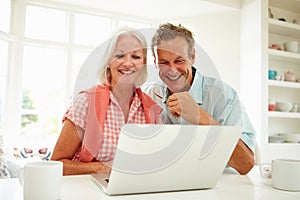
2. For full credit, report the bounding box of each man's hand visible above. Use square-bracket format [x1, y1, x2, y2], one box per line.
[166, 92, 219, 125]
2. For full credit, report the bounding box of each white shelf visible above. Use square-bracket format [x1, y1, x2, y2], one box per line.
[268, 18, 300, 38]
[268, 111, 300, 118]
[268, 49, 300, 64]
[262, 0, 300, 162]
[268, 80, 300, 89]
[269, 143, 300, 147]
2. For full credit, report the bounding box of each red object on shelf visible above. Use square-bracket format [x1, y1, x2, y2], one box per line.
[268, 104, 276, 111]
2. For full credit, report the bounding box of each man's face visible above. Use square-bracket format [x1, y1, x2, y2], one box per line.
[155, 36, 195, 93]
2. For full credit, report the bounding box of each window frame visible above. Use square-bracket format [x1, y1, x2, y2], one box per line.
[2, 0, 156, 147]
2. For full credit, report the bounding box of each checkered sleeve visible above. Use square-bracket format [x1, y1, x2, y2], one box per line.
[63, 93, 88, 130]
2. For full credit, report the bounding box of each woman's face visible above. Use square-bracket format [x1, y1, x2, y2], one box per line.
[109, 34, 146, 89]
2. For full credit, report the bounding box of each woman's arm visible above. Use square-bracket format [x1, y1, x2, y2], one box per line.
[51, 119, 111, 175]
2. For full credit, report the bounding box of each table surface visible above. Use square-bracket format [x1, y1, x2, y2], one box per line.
[1, 166, 300, 200]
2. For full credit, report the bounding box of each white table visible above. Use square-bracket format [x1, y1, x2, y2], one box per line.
[1, 166, 300, 200]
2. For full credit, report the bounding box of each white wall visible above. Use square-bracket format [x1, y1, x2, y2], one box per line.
[79, 12, 242, 94]
[170, 10, 241, 92]
[240, 0, 264, 154]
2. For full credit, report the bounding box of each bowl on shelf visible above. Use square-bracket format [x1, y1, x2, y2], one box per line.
[269, 44, 282, 50]
[284, 41, 298, 53]
[268, 135, 285, 143]
[276, 101, 292, 112]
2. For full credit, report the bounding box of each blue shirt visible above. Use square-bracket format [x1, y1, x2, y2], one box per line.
[142, 68, 256, 151]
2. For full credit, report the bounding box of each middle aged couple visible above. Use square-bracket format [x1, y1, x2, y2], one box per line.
[51, 23, 256, 176]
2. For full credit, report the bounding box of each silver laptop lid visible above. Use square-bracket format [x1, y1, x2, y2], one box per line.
[94, 124, 241, 195]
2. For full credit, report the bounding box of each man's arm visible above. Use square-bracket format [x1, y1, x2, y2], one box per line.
[167, 92, 255, 174]
[227, 139, 255, 175]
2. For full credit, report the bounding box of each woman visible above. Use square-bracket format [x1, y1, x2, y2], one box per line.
[51, 27, 163, 175]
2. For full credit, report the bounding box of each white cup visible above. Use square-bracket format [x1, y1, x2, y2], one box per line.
[260, 159, 300, 191]
[291, 103, 299, 112]
[19, 161, 63, 200]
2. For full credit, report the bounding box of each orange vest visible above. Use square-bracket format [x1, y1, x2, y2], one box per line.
[78, 84, 162, 162]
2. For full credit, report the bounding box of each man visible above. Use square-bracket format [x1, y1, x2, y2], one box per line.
[143, 23, 256, 175]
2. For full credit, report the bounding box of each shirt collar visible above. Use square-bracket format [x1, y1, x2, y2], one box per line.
[163, 67, 203, 105]
[189, 67, 203, 105]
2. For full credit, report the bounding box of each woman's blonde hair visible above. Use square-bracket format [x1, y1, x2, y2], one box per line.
[98, 26, 148, 87]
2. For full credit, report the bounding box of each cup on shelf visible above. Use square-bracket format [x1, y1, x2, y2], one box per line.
[284, 41, 298, 53]
[275, 75, 284, 81]
[290, 103, 299, 113]
[268, 98, 276, 111]
[292, 19, 300, 25]
[268, 69, 277, 80]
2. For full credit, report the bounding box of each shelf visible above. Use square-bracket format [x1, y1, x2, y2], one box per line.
[268, 49, 300, 64]
[269, 111, 300, 118]
[268, 80, 300, 89]
[265, 0, 300, 162]
[269, 18, 300, 37]
[269, 143, 300, 146]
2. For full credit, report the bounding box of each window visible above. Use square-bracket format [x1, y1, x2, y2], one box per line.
[118, 20, 152, 29]
[0, 0, 11, 32]
[70, 48, 94, 95]
[3, 1, 156, 148]
[21, 45, 66, 142]
[74, 13, 112, 46]
[25, 5, 67, 42]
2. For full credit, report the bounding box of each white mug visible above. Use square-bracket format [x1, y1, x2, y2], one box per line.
[260, 159, 300, 191]
[19, 161, 63, 200]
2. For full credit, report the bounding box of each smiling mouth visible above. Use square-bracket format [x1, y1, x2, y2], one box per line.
[119, 70, 135, 74]
[166, 74, 182, 81]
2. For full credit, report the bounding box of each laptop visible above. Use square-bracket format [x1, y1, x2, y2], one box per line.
[91, 124, 241, 195]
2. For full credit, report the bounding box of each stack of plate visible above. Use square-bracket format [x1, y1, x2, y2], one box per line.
[278, 133, 300, 143]
[268, 135, 285, 143]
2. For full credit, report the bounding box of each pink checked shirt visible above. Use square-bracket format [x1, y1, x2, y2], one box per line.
[64, 90, 154, 162]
